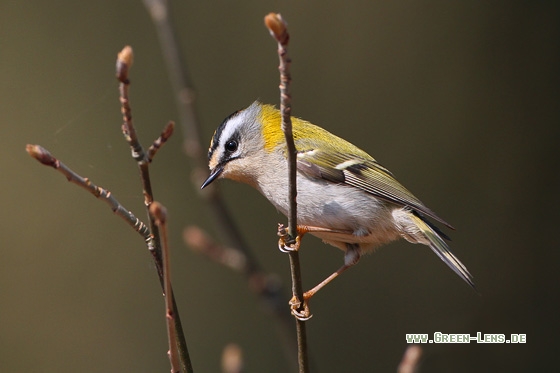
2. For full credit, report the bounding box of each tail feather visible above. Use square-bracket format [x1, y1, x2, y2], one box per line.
[409, 213, 475, 289]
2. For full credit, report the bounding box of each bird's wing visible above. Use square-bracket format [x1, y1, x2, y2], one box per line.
[295, 144, 453, 229]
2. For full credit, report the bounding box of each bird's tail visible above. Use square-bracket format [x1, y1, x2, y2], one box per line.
[408, 212, 475, 289]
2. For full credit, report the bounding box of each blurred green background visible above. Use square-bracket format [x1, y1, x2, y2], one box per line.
[2, 1, 558, 372]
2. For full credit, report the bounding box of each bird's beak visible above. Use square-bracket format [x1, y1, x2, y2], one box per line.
[201, 165, 224, 189]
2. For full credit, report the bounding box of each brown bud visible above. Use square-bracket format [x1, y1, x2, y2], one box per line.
[116, 45, 134, 82]
[264, 13, 289, 44]
[162, 121, 175, 140]
[26, 144, 57, 167]
[117, 45, 134, 67]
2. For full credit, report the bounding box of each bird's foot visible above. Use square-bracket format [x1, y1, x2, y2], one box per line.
[277, 223, 302, 252]
[289, 293, 313, 321]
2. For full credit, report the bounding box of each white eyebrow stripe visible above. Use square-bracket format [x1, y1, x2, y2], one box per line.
[335, 159, 362, 170]
[218, 114, 243, 145]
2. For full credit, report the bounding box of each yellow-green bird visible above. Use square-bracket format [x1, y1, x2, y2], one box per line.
[202, 102, 474, 313]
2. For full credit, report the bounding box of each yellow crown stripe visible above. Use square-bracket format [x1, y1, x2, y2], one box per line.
[259, 104, 285, 152]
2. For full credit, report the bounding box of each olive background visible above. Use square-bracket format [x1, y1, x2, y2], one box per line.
[2, 1, 558, 372]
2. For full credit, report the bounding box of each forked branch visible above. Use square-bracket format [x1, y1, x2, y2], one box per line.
[27, 46, 193, 373]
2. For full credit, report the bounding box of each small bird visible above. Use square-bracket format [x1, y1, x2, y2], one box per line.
[201, 101, 474, 315]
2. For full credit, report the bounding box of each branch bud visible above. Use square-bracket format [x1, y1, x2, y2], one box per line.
[26, 144, 57, 167]
[116, 45, 134, 82]
[264, 13, 289, 45]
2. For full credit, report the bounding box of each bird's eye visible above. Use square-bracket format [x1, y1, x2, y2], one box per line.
[225, 140, 238, 152]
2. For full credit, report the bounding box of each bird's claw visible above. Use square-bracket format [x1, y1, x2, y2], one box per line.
[277, 223, 301, 253]
[289, 294, 313, 321]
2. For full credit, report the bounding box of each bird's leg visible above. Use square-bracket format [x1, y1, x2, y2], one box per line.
[291, 244, 361, 321]
[278, 224, 356, 320]
[307, 244, 361, 299]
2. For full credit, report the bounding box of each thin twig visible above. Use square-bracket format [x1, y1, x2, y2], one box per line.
[116, 46, 158, 244]
[265, 13, 310, 373]
[142, 1, 299, 370]
[150, 202, 180, 373]
[26, 144, 152, 246]
[264, 15, 296, 239]
[148, 121, 175, 162]
[116, 46, 193, 373]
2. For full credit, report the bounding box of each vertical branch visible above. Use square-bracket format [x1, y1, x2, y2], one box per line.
[150, 202, 180, 373]
[265, 13, 310, 373]
[116, 46, 193, 373]
[116, 46, 162, 266]
[265, 14, 297, 243]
